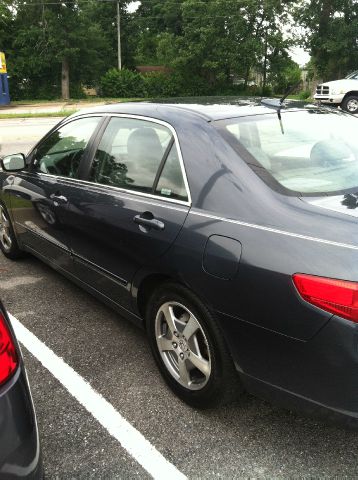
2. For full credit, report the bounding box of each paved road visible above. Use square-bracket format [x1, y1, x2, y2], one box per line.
[1, 118, 358, 478]
[0, 118, 62, 157]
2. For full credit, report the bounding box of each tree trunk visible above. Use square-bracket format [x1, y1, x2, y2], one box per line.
[61, 58, 70, 100]
[244, 64, 250, 89]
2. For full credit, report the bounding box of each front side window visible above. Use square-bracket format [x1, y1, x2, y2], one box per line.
[34, 117, 101, 178]
[216, 109, 358, 196]
[90, 117, 188, 201]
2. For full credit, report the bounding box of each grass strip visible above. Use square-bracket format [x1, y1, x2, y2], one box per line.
[0, 110, 78, 119]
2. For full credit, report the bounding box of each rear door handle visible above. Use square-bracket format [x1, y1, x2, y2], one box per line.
[133, 214, 165, 231]
[50, 193, 68, 206]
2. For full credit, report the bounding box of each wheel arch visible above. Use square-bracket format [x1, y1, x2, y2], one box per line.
[135, 273, 182, 325]
[135, 272, 213, 330]
[0, 196, 17, 232]
[342, 91, 358, 104]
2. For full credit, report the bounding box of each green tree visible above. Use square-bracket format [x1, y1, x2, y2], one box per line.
[7, 0, 111, 99]
[133, 0, 294, 92]
[270, 58, 302, 93]
[2, 0, 306, 99]
[0, 1, 12, 50]
[82, 0, 135, 70]
[295, 0, 358, 80]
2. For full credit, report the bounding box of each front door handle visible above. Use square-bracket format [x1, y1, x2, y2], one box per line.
[50, 193, 68, 206]
[133, 213, 165, 232]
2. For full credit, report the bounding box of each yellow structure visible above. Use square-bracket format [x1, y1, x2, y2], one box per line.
[0, 52, 7, 74]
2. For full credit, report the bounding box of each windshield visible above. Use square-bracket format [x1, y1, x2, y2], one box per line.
[215, 109, 358, 196]
[345, 71, 358, 79]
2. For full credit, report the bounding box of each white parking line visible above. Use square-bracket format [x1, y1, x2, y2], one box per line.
[9, 313, 187, 480]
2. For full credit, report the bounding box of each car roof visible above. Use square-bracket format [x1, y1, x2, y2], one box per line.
[71, 96, 309, 122]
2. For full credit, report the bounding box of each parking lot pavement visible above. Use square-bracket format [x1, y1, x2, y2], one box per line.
[22, 351, 150, 479]
[2, 253, 358, 478]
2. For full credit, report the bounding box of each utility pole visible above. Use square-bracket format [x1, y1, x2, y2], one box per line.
[117, 1, 122, 70]
[262, 27, 268, 94]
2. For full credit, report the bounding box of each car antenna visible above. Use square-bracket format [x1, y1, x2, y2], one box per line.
[279, 82, 301, 105]
[261, 82, 301, 134]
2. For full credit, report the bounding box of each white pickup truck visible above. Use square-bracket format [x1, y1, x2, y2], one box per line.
[314, 70, 358, 114]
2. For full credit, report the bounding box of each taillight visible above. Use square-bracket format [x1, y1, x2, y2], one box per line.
[293, 273, 358, 323]
[0, 312, 18, 386]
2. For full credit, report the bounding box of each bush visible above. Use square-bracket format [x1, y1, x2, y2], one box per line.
[9, 77, 60, 100]
[143, 72, 179, 97]
[100, 68, 214, 99]
[172, 73, 210, 96]
[99, 68, 146, 98]
[70, 83, 87, 99]
[100, 67, 274, 99]
[298, 89, 312, 100]
[261, 85, 273, 97]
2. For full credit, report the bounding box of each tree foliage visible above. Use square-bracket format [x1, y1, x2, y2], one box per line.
[1, 0, 127, 98]
[10, 0, 109, 98]
[2, 0, 356, 99]
[134, 0, 296, 91]
[0, 1, 12, 49]
[294, 0, 358, 80]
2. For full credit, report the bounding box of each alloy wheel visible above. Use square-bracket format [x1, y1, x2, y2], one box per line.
[0, 206, 12, 252]
[347, 98, 358, 113]
[155, 301, 211, 390]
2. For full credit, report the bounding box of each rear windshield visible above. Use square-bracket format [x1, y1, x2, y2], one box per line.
[215, 109, 358, 196]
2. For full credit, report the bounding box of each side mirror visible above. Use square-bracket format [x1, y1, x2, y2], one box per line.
[1, 153, 26, 172]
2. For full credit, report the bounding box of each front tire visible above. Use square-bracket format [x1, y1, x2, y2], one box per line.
[342, 95, 358, 114]
[147, 282, 242, 408]
[0, 204, 23, 259]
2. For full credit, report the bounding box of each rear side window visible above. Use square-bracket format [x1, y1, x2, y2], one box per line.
[155, 145, 188, 201]
[89, 117, 188, 201]
[34, 117, 101, 178]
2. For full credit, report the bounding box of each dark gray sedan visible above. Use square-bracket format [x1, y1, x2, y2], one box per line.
[1, 99, 358, 423]
[0, 300, 42, 479]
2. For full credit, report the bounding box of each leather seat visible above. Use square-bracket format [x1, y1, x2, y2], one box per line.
[127, 128, 164, 174]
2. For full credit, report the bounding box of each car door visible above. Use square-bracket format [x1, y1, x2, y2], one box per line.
[5, 115, 102, 271]
[63, 115, 191, 309]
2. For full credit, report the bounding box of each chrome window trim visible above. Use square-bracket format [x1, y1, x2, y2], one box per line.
[190, 209, 358, 251]
[31, 114, 103, 175]
[31, 172, 189, 213]
[57, 112, 192, 206]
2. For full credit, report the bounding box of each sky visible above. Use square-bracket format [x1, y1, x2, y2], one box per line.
[290, 46, 310, 67]
[127, 2, 140, 13]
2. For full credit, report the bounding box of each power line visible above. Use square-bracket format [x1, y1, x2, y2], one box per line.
[14, 0, 115, 4]
[4, 5, 255, 18]
[6, 0, 251, 5]
[2, 0, 279, 23]
[5, 0, 116, 5]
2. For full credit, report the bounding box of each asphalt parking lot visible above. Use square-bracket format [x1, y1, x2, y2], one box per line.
[4, 253, 358, 479]
[2, 117, 358, 478]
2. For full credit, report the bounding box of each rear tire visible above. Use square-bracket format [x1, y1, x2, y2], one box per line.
[0, 203, 24, 259]
[342, 95, 358, 114]
[146, 282, 243, 408]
